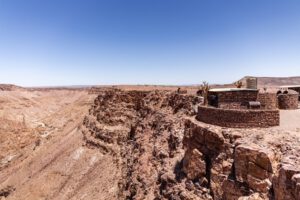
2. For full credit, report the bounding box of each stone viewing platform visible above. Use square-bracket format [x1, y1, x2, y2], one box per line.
[197, 105, 279, 128]
[207, 88, 259, 109]
[197, 88, 281, 128]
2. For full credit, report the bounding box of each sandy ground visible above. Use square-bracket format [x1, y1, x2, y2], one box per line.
[279, 108, 300, 131]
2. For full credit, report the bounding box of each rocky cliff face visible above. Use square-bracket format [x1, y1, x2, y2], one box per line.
[183, 119, 300, 200]
[82, 90, 208, 199]
[82, 89, 300, 200]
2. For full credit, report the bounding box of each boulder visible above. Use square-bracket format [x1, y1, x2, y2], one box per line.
[183, 148, 206, 180]
[235, 144, 276, 193]
[273, 157, 300, 200]
[222, 180, 251, 200]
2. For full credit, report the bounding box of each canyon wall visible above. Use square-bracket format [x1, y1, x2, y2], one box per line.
[82, 89, 300, 200]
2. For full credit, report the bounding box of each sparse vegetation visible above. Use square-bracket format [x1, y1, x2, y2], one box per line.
[201, 81, 210, 106]
[234, 81, 243, 88]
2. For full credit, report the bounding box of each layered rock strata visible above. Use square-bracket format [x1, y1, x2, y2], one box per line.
[82, 89, 300, 200]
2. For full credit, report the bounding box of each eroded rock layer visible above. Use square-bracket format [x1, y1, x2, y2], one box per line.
[183, 119, 300, 200]
[82, 89, 300, 200]
[82, 90, 209, 199]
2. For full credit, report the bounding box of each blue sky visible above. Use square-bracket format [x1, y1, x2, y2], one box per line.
[0, 0, 299, 86]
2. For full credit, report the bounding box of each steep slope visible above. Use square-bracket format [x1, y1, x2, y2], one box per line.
[82, 90, 206, 199]
[0, 90, 120, 200]
[82, 89, 300, 200]
[183, 116, 300, 200]
[1, 87, 300, 200]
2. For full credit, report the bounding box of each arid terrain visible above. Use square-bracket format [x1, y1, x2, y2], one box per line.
[239, 76, 300, 88]
[0, 79, 300, 200]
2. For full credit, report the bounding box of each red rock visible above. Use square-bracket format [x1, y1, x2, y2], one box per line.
[183, 148, 206, 180]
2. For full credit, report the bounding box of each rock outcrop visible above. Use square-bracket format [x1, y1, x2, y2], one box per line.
[82, 90, 205, 199]
[183, 119, 300, 200]
[82, 89, 300, 200]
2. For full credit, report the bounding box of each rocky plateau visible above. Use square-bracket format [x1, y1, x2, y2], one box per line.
[0, 86, 300, 200]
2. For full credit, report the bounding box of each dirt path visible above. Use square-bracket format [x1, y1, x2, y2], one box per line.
[279, 108, 300, 131]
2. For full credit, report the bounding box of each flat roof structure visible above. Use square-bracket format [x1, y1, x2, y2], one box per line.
[280, 85, 300, 88]
[209, 88, 258, 92]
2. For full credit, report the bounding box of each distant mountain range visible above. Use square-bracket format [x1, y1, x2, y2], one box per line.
[0, 84, 23, 91]
[1, 76, 300, 91]
[239, 76, 300, 87]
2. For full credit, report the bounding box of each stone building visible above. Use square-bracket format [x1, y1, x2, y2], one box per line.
[278, 90, 299, 110]
[257, 92, 278, 110]
[208, 88, 259, 109]
[280, 85, 300, 101]
[197, 88, 280, 128]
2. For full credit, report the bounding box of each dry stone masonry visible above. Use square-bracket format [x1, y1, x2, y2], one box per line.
[257, 92, 278, 110]
[198, 88, 282, 128]
[197, 106, 280, 128]
[278, 91, 299, 110]
[208, 89, 259, 109]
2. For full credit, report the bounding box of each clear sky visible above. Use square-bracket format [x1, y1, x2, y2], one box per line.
[0, 0, 299, 86]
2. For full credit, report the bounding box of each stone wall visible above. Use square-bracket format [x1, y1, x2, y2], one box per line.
[209, 90, 258, 103]
[257, 92, 278, 110]
[218, 102, 246, 110]
[278, 93, 299, 110]
[88, 87, 121, 94]
[289, 87, 300, 96]
[197, 106, 280, 128]
[208, 90, 258, 108]
[286, 87, 300, 101]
